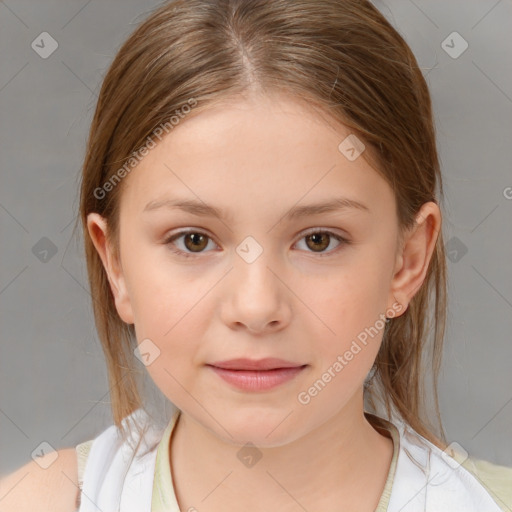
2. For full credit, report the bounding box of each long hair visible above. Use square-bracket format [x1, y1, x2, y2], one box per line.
[77, 0, 448, 446]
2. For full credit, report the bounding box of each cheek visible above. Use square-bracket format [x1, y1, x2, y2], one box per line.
[124, 248, 213, 378]
[130, 273, 210, 357]
[129, 271, 210, 406]
[298, 260, 389, 338]
[294, 255, 390, 379]
[296, 277, 385, 413]
[122, 242, 199, 327]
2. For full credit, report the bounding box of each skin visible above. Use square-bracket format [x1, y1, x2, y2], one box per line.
[87, 91, 441, 511]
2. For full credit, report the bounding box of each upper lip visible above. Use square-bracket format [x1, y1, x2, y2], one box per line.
[208, 358, 306, 371]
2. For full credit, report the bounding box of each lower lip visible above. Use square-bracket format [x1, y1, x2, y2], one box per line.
[208, 365, 307, 391]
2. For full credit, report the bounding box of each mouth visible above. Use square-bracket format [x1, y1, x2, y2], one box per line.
[208, 357, 306, 371]
[206, 358, 308, 391]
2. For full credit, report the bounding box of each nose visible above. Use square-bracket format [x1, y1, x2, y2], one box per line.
[220, 253, 292, 335]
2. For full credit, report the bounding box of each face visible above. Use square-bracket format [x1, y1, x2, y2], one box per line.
[88, 92, 438, 447]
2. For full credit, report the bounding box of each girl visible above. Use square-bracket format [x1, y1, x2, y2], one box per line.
[2, 0, 511, 511]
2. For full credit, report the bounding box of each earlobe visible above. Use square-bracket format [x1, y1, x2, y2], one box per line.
[387, 202, 441, 317]
[86, 213, 135, 324]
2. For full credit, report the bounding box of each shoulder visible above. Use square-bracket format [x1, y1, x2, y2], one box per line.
[0, 447, 79, 512]
[77, 409, 166, 510]
[385, 417, 512, 511]
[428, 438, 512, 508]
[460, 456, 512, 510]
[422, 436, 512, 510]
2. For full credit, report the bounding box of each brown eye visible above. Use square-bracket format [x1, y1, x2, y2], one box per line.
[183, 232, 209, 252]
[165, 228, 349, 259]
[164, 230, 216, 257]
[295, 229, 349, 256]
[305, 232, 330, 252]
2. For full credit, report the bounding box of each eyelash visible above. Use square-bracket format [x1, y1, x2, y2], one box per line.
[163, 228, 350, 259]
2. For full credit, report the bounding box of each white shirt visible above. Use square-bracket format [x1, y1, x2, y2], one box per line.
[76, 407, 511, 512]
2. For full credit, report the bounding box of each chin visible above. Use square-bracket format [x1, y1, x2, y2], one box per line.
[216, 411, 305, 448]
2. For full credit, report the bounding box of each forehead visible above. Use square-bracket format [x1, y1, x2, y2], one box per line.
[118, 93, 393, 221]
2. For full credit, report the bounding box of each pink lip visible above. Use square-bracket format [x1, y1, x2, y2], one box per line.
[207, 358, 307, 392]
[209, 357, 304, 371]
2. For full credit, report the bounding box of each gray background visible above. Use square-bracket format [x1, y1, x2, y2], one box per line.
[1, 0, 511, 475]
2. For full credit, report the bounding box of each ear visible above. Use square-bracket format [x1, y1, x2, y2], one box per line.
[86, 212, 135, 324]
[387, 201, 441, 317]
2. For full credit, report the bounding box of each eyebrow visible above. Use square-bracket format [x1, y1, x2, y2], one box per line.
[143, 196, 370, 221]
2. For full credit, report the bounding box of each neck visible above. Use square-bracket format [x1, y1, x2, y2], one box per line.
[169, 390, 394, 511]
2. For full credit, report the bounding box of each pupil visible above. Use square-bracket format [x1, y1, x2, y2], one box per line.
[309, 233, 328, 251]
[187, 233, 206, 251]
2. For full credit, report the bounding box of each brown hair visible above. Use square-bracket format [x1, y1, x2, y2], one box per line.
[77, 0, 448, 447]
